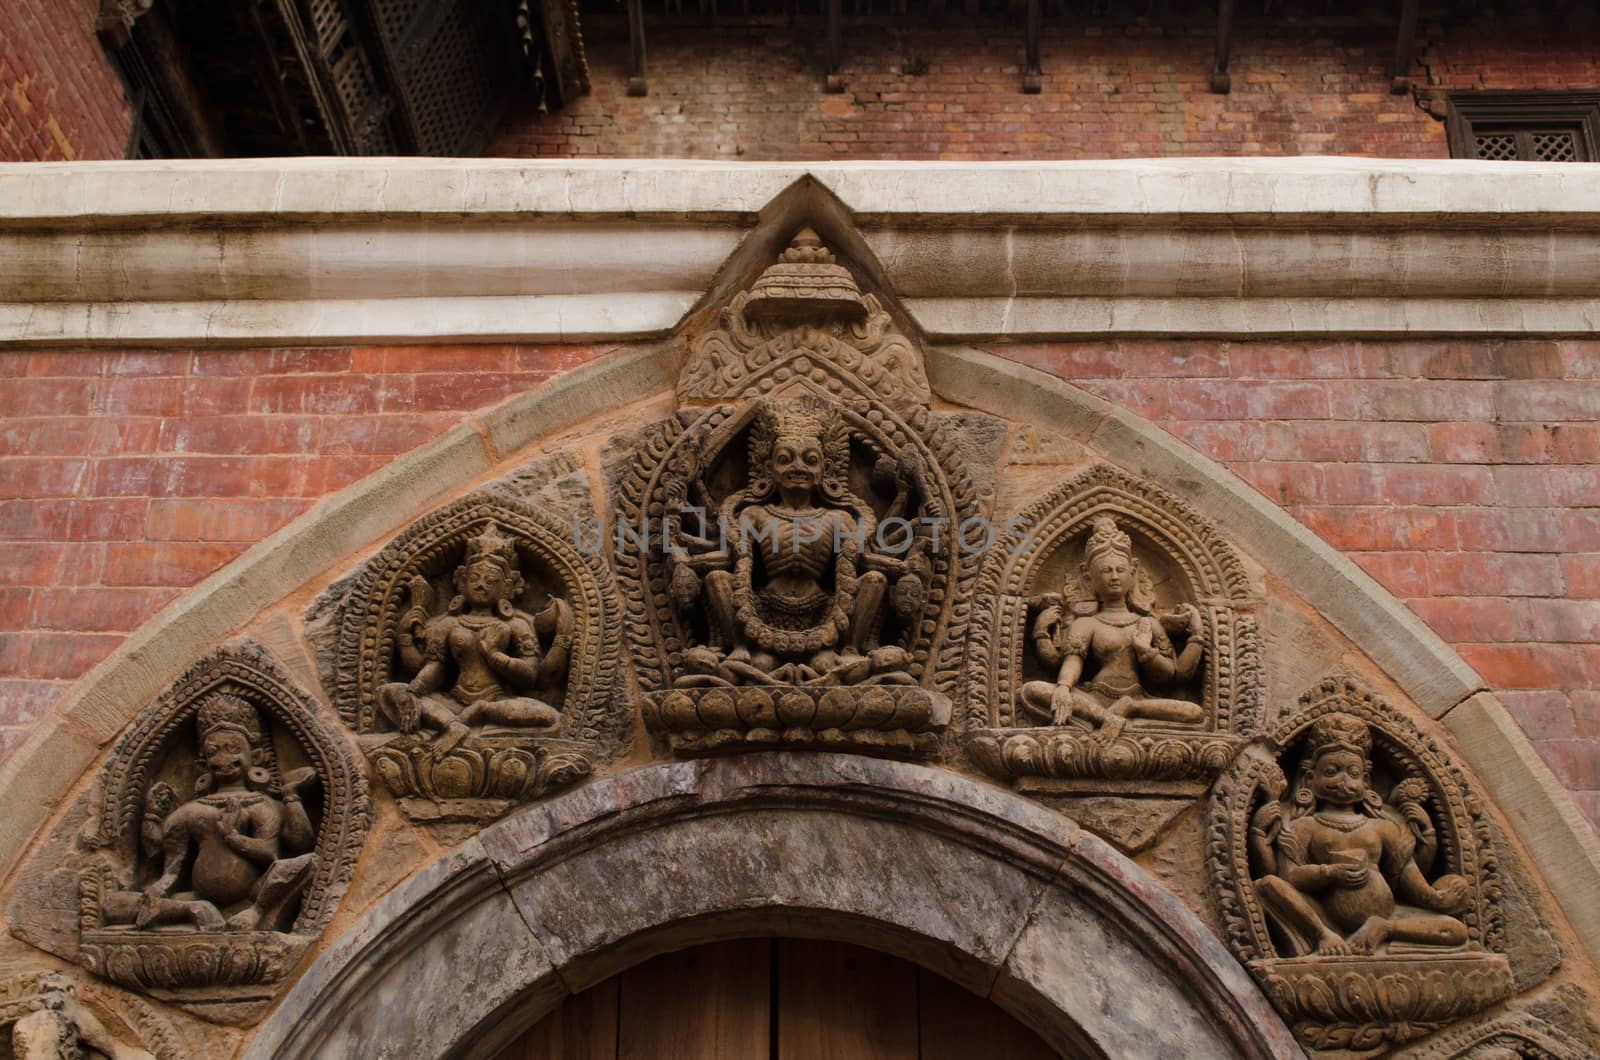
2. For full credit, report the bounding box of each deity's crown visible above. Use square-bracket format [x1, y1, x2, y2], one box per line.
[465, 520, 518, 573]
[1083, 514, 1134, 566]
[1302, 712, 1372, 762]
[767, 401, 825, 444]
[197, 692, 264, 746]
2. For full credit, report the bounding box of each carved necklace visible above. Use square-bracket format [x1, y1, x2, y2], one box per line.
[1312, 810, 1368, 832]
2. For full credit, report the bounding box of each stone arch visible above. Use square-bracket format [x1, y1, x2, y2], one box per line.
[241, 753, 1302, 1060]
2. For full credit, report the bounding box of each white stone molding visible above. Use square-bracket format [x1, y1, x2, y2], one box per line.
[3, 158, 1599, 345]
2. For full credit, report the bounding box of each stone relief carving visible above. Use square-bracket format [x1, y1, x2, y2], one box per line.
[964, 463, 1262, 850]
[677, 228, 930, 414]
[0, 973, 171, 1060]
[322, 493, 624, 821]
[617, 229, 982, 756]
[73, 644, 367, 1026]
[1208, 676, 1514, 1051]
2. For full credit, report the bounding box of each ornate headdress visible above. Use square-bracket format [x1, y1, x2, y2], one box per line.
[452, 520, 526, 616]
[1303, 712, 1372, 761]
[194, 692, 274, 792]
[197, 693, 264, 747]
[744, 395, 853, 508]
[1072, 515, 1156, 614]
[1290, 712, 1382, 817]
[464, 521, 518, 575]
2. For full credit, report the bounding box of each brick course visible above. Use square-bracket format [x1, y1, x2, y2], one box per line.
[1, 339, 1598, 829]
[489, 17, 1599, 160]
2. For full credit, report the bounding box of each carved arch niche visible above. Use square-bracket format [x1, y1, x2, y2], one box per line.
[1208, 676, 1515, 1053]
[318, 492, 626, 822]
[613, 228, 989, 758]
[40, 644, 368, 1026]
[965, 463, 1264, 852]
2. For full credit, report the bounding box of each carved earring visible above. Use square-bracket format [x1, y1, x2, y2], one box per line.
[496, 599, 515, 619]
[248, 766, 272, 788]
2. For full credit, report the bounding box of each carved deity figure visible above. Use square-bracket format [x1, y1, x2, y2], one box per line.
[1019, 515, 1205, 735]
[675, 396, 920, 686]
[102, 694, 317, 933]
[378, 522, 573, 754]
[1251, 713, 1472, 956]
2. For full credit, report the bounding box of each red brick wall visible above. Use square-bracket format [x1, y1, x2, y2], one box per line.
[2, 341, 1598, 827]
[0, 0, 130, 161]
[488, 17, 1599, 160]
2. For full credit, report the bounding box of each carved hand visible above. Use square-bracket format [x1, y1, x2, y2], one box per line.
[1401, 801, 1434, 839]
[1431, 873, 1471, 912]
[1050, 685, 1076, 726]
[1133, 620, 1155, 657]
[1175, 603, 1203, 638]
[1326, 856, 1369, 888]
[218, 799, 244, 844]
[481, 620, 512, 654]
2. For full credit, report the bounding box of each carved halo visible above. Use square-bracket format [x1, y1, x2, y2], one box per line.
[328, 493, 623, 745]
[77, 642, 367, 1019]
[962, 464, 1262, 793]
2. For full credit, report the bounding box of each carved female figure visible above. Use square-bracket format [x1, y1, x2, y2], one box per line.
[1251, 712, 1471, 956]
[379, 522, 572, 754]
[101, 694, 317, 933]
[1019, 515, 1205, 734]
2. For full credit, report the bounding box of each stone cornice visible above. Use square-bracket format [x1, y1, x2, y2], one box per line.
[2, 158, 1598, 346]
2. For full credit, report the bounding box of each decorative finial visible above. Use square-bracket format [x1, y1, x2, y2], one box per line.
[743, 228, 868, 323]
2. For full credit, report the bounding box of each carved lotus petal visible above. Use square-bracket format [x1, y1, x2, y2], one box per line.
[1149, 739, 1190, 775]
[697, 689, 740, 729]
[736, 689, 778, 729]
[1001, 734, 1044, 775]
[1100, 739, 1143, 780]
[661, 691, 699, 729]
[778, 691, 817, 727]
[1199, 739, 1234, 771]
[1376, 972, 1417, 1018]
[847, 687, 896, 731]
[884, 688, 927, 729]
[487, 750, 537, 798]
[1295, 973, 1340, 1021]
[431, 753, 480, 800]
[816, 687, 857, 728]
[1335, 970, 1380, 1022]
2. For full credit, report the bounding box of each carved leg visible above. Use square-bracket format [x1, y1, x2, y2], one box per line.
[378, 684, 465, 736]
[1018, 681, 1057, 723]
[1385, 913, 1469, 949]
[1346, 915, 1394, 954]
[12, 1009, 75, 1060]
[229, 853, 317, 932]
[63, 997, 156, 1060]
[1111, 695, 1205, 726]
[1256, 875, 1348, 956]
[848, 571, 889, 653]
[704, 570, 745, 659]
[460, 697, 561, 730]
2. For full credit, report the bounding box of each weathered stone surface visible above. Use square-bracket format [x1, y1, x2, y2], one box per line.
[255, 755, 1302, 1059]
[241, 839, 557, 1060]
[929, 410, 1006, 516]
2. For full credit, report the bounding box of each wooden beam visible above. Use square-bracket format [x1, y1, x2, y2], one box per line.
[1391, 0, 1419, 93]
[627, 0, 648, 96]
[1211, 0, 1234, 93]
[1023, 0, 1042, 93]
[825, 0, 844, 92]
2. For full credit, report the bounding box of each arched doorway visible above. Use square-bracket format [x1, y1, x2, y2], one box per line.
[493, 939, 1057, 1059]
[244, 754, 1301, 1060]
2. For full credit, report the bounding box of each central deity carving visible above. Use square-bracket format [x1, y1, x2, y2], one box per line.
[616, 228, 983, 756]
[673, 395, 917, 689]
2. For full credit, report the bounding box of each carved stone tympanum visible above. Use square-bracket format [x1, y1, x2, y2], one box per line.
[74, 644, 367, 1025]
[1208, 677, 1514, 1051]
[964, 463, 1262, 850]
[617, 228, 983, 756]
[323, 493, 623, 821]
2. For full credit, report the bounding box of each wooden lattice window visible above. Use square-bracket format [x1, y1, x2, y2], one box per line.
[1447, 92, 1600, 162]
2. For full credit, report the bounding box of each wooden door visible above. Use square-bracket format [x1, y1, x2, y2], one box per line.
[493, 939, 1059, 1059]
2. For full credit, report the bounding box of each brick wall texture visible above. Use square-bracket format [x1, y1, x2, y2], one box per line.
[2, 341, 1598, 828]
[489, 17, 1600, 160]
[0, 0, 129, 161]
